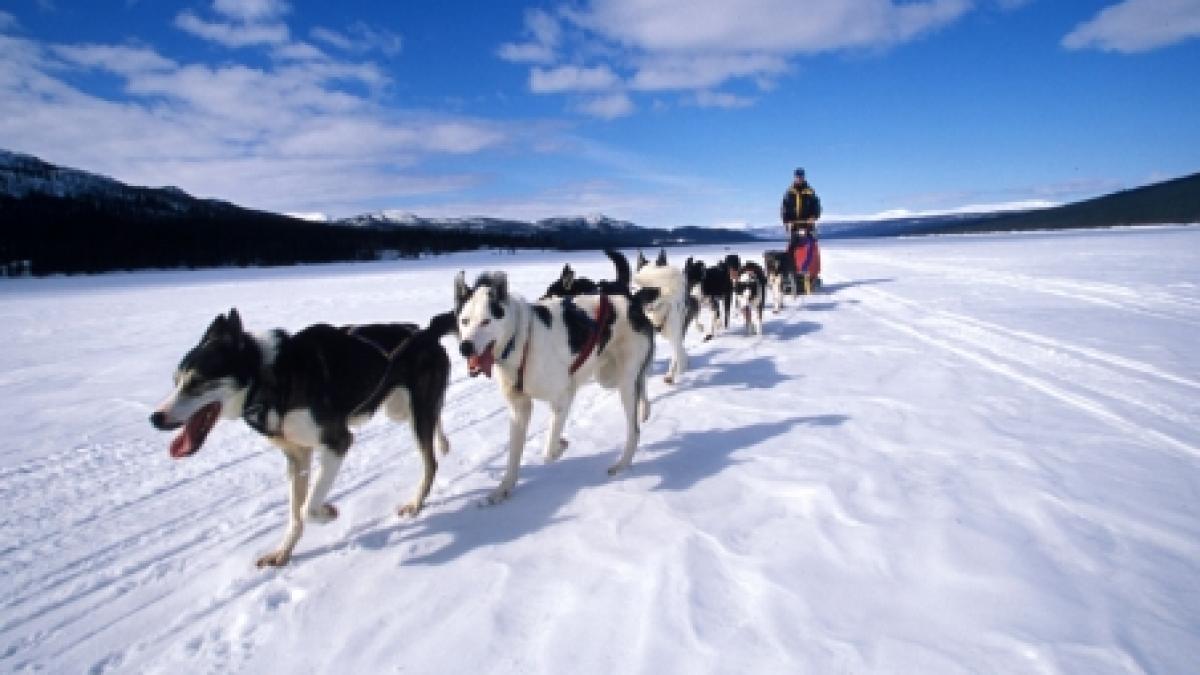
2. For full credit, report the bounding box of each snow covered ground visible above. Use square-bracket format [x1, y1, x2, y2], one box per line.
[2, 226, 1198, 673]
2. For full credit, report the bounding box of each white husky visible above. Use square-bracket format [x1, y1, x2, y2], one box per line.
[454, 269, 655, 503]
[633, 250, 697, 384]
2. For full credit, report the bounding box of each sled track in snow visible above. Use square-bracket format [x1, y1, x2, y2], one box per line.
[840, 250, 1200, 329]
[847, 282, 1200, 461]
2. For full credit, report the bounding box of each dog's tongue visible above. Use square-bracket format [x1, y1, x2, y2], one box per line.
[169, 402, 221, 459]
[468, 343, 496, 378]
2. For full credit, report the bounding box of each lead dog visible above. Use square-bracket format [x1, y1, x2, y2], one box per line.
[634, 249, 697, 384]
[763, 250, 797, 313]
[734, 261, 767, 335]
[149, 309, 455, 567]
[454, 268, 655, 503]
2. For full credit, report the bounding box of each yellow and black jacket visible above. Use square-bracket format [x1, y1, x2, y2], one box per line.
[780, 182, 821, 223]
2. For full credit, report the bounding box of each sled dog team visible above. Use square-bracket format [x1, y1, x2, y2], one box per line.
[150, 248, 807, 567]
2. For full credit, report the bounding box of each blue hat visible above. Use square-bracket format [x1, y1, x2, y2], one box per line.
[794, 167, 805, 177]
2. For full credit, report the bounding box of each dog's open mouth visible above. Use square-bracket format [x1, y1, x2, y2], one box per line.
[467, 341, 497, 378]
[169, 402, 221, 459]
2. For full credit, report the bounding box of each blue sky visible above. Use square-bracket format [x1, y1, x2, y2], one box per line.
[1, 1, 1198, 227]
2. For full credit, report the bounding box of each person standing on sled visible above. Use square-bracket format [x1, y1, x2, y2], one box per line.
[781, 167, 822, 294]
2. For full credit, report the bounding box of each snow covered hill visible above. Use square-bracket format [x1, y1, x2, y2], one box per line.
[0, 149, 196, 209]
[1, 227, 1198, 673]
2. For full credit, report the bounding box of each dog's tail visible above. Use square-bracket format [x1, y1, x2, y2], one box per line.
[422, 310, 459, 341]
[604, 247, 631, 291]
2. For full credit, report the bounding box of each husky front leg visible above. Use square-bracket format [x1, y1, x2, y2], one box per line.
[665, 326, 687, 384]
[257, 446, 312, 568]
[704, 297, 720, 341]
[489, 394, 532, 504]
[543, 393, 575, 463]
[304, 433, 349, 523]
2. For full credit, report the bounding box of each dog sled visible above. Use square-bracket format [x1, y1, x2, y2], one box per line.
[791, 232, 822, 294]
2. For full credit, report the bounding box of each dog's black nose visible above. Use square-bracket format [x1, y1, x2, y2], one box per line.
[459, 340, 475, 358]
[150, 411, 169, 429]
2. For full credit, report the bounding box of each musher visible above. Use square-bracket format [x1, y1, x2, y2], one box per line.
[780, 167, 822, 293]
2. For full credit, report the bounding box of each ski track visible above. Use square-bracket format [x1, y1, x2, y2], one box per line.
[2, 232, 1198, 672]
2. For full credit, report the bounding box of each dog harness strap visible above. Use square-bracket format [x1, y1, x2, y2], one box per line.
[242, 376, 278, 437]
[569, 292, 611, 375]
[515, 327, 532, 392]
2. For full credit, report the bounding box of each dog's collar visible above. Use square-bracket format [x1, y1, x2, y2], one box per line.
[242, 375, 275, 437]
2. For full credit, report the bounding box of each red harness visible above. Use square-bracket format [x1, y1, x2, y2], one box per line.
[569, 292, 612, 375]
[513, 293, 612, 392]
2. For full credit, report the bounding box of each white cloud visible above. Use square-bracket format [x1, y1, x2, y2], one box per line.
[311, 24, 403, 56]
[690, 90, 755, 108]
[530, 64, 619, 92]
[574, 92, 635, 118]
[507, 0, 973, 117]
[498, 9, 561, 64]
[272, 41, 328, 61]
[1063, 0, 1200, 53]
[51, 44, 177, 75]
[212, 0, 289, 23]
[630, 53, 787, 91]
[0, 19, 509, 215]
[564, 0, 969, 54]
[175, 11, 289, 48]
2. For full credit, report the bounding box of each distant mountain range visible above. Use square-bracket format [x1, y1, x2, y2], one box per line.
[0, 150, 753, 275]
[2, 148, 1196, 276]
[817, 172, 1200, 239]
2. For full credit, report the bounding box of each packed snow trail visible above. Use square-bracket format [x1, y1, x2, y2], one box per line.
[1, 227, 1198, 673]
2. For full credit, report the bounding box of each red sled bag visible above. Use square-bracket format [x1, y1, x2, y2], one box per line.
[792, 235, 821, 288]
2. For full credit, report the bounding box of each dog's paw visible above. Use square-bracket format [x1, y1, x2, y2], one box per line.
[663, 375, 674, 385]
[703, 334, 714, 342]
[255, 549, 291, 568]
[306, 502, 338, 524]
[545, 438, 568, 463]
[606, 462, 630, 477]
[397, 501, 423, 518]
[484, 484, 513, 506]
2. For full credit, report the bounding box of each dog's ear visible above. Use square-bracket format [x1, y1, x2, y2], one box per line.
[203, 313, 228, 342]
[454, 271, 470, 313]
[487, 272, 508, 318]
[226, 308, 243, 335]
[560, 265, 574, 289]
[489, 271, 509, 301]
[656, 248, 667, 266]
[636, 250, 648, 270]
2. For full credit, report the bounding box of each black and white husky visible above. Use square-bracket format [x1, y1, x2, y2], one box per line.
[454, 267, 655, 503]
[634, 249, 697, 384]
[763, 250, 797, 313]
[149, 309, 455, 567]
[684, 257, 733, 341]
[733, 261, 767, 335]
